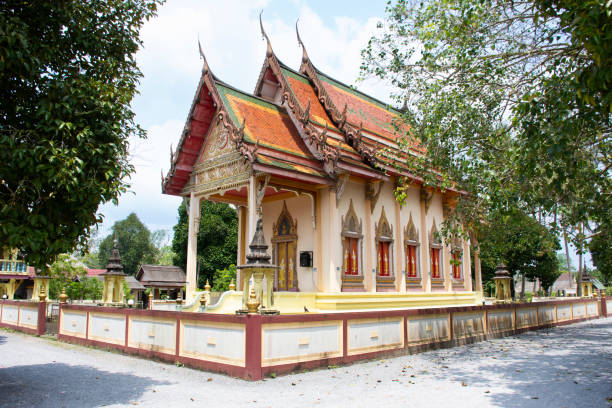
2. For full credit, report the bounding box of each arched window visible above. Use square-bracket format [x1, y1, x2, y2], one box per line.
[341, 199, 364, 291]
[375, 207, 395, 290]
[429, 221, 444, 288]
[404, 213, 420, 288]
[272, 201, 298, 291]
[450, 236, 463, 283]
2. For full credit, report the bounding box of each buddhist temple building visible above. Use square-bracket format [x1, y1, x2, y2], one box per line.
[161, 22, 482, 312]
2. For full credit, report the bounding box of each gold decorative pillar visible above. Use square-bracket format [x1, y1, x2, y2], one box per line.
[31, 276, 50, 301]
[7, 279, 19, 300]
[237, 217, 279, 315]
[101, 235, 126, 303]
[493, 263, 512, 303]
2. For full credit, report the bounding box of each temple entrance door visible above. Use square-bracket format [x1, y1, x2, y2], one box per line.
[276, 241, 296, 291]
[272, 201, 298, 291]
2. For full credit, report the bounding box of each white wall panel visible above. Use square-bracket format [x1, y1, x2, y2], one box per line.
[1, 305, 18, 324]
[407, 315, 449, 344]
[129, 317, 176, 354]
[487, 310, 514, 333]
[89, 313, 126, 345]
[18, 306, 39, 329]
[537, 306, 556, 324]
[347, 317, 403, 355]
[180, 320, 245, 366]
[572, 303, 586, 318]
[516, 308, 537, 328]
[262, 321, 342, 366]
[60, 310, 87, 338]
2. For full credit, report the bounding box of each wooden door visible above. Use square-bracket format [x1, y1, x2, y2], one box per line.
[276, 241, 296, 291]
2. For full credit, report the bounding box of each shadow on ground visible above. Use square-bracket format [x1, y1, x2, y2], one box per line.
[421, 320, 612, 408]
[0, 362, 171, 408]
[0, 336, 6, 346]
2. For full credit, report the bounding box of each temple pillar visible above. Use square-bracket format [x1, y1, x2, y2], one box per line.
[443, 245, 452, 292]
[315, 190, 323, 291]
[471, 233, 483, 296]
[237, 206, 247, 290]
[186, 192, 201, 300]
[247, 176, 258, 247]
[394, 200, 404, 292]
[364, 199, 374, 292]
[462, 239, 472, 291]
[320, 188, 338, 292]
[419, 190, 430, 292]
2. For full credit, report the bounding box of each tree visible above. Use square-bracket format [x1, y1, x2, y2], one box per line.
[98, 213, 157, 276]
[0, 0, 162, 272]
[477, 208, 561, 294]
[589, 225, 612, 285]
[172, 201, 238, 289]
[361, 0, 611, 248]
[48, 253, 87, 299]
[212, 265, 237, 292]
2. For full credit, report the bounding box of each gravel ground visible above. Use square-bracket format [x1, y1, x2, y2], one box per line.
[1, 318, 610, 408]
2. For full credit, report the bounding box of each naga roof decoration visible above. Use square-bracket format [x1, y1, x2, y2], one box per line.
[163, 16, 433, 198]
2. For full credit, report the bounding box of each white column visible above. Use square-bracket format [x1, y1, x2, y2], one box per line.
[186, 192, 200, 300]
[419, 195, 430, 292]
[247, 176, 257, 244]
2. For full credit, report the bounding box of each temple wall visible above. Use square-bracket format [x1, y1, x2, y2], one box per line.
[0, 300, 46, 335]
[335, 181, 367, 292]
[371, 181, 399, 288]
[397, 184, 422, 288]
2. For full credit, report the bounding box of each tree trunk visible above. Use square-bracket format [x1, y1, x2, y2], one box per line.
[563, 226, 572, 288]
[520, 273, 526, 300]
[577, 224, 583, 297]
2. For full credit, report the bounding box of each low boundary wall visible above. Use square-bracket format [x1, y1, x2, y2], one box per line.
[57, 297, 607, 380]
[0, 300, 46, 335]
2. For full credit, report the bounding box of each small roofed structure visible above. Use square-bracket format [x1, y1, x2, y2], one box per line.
[136, 265, 186, 300]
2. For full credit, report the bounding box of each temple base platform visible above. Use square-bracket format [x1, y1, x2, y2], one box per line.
[200, 290, 482, 314]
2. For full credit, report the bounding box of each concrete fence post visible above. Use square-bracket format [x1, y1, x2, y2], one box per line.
[244, 314, 263, 381]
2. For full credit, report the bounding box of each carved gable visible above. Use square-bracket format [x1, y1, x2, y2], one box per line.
[197, 119, 232, 164]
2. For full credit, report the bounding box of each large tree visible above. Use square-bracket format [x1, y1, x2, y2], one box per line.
[0, 0, 162, 271]
[361, 0, 611, 254]
[477, 208, 561, 294]
[172, 201, 237, 289]
[589, 224, 612, 285]
[98, 213, 158, 276]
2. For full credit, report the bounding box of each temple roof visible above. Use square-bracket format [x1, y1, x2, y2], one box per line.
[162, 24, 438, 198]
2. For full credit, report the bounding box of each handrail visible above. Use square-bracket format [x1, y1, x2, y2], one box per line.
[0, 259, 28, 273]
